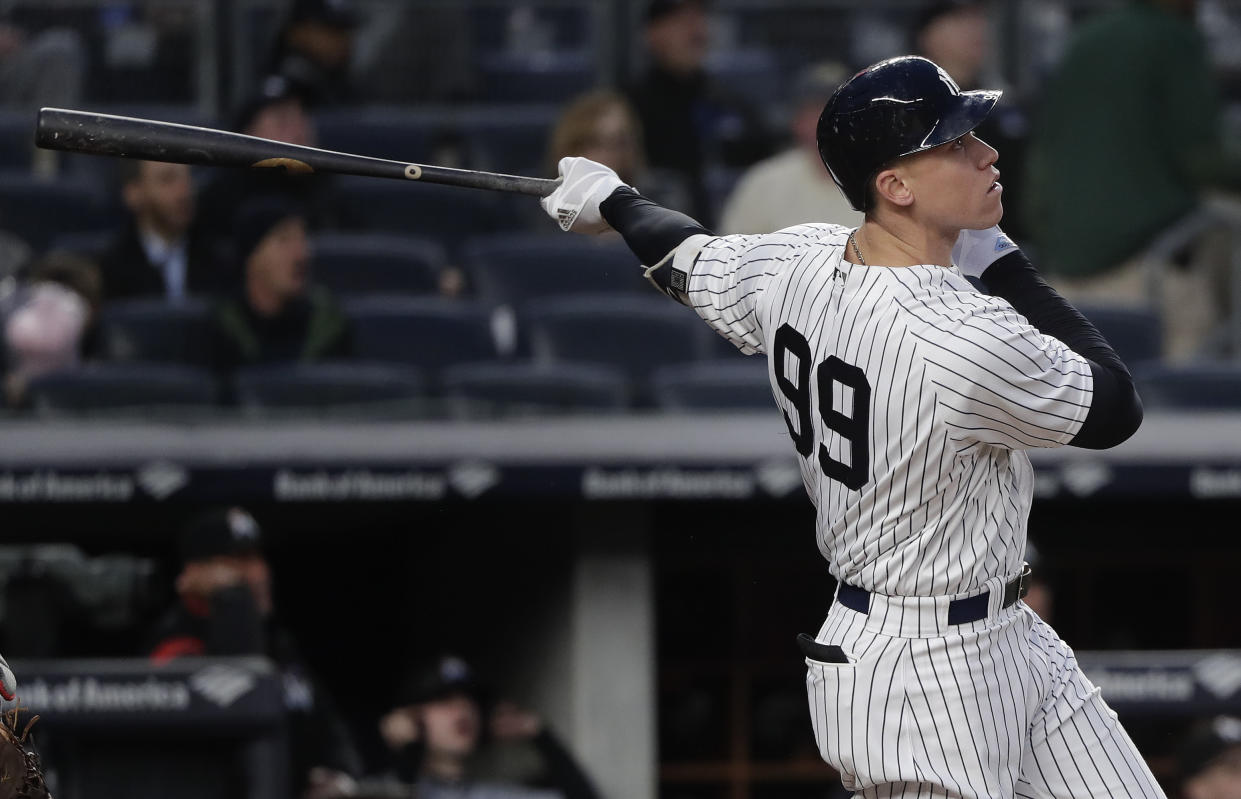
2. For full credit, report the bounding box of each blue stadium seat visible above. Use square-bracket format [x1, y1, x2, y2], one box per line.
[1075, 303, 1163, 366]
[97, 298, 214, 366]
[476, 51, 596, 105]
[462, 233, 645, 308]
[313, 108, 436, 162]
[0, 172, 113, 252]
[334, 175, 512, 258]
[1134, 363, 1241, 410]
[704, 48, 786, 110]
[47, 230, 114, 260]
[234, 362, 427, 414]
[310, 232, 446, 297]
[344, 296, 500, 377]
[652, 359, 773, 411]
[441, 361, 629, 417]
[457, 105, 559, 174]
[27, 363, 218, 415]
[523, 293, 712, 403]
[0, 109, 36, 170]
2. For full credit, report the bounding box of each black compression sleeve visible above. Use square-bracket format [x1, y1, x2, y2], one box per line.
[599, 186, 711, 266]
[980, 252, 1143, 448]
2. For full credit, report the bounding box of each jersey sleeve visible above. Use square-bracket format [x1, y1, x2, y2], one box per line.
[674, 232, 791, 355]
[918, 291, 1094, 450]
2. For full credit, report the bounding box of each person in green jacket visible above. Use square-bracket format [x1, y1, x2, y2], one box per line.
[211, 197, 351, 379]
[1023, 0, 1241, 361]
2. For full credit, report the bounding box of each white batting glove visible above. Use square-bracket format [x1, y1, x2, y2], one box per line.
[540, 156, 628, 234]
[952, 226, 1018, 278]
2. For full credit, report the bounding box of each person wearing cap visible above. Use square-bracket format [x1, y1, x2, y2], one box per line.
[196, 74, 344, 251]
[625, 0, 774, 227]
[208, 196, 351, 381]
[266, 0, 360, 107]
[718, 61, 863, 234]
[147, 506, 364, 799]
[1177, 716, 1241, 799]
[375, 654, 599, 799]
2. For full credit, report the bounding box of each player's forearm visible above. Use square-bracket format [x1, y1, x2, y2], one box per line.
[600, 187, 711, 270]
[981, 252, 1143, 448]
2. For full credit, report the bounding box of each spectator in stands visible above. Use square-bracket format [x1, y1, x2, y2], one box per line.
[351, 4, 475, 103]
[625, 0, 774, 227]
[375, 653, 599, 799]
[148, 506, 364, 799]
[912, 0, 1032, 243]
[266, 0, 361, 107]
[0, 13, 84, 176]
[1176, 715, 1241, 799]
[98, 160, 221, 303]
[1023, 0, 1241, 361]
[209, 198, 351, 379]
[718, 62, 862, 234]
[2, 251, 101, 408]
[197, 75, 345, 257]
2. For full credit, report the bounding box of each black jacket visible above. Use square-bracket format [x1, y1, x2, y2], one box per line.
[97, 221, 224, 302]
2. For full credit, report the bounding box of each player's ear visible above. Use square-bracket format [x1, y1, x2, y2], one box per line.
[874, 168, 913, 208]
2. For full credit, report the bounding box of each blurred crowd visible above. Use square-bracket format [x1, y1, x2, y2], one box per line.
[0, 0, 1237, 417]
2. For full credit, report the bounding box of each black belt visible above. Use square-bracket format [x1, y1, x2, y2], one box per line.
[836, 563, 1032, 625]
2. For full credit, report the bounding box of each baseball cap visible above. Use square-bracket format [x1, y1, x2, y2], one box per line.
[288, 0, 359, 27]
[178, 507, 263, 563]
[233, 74, 306, 133]
[1178, 716, 1241, 784]
[646, 0, 705, 24]
[234, 196, 304, 263]
[395, 654, 487, 707]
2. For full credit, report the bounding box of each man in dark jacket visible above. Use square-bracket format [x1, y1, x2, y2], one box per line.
[98, 159, 222, 301]
[148, 506, 363, 799]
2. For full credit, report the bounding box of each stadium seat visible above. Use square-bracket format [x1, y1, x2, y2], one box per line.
[344, 295, 501, 377]
[462, 233, 645, 308]
[310, 232, 446, 297]
[652, 359, 773, 411]
[0, 172, 113, 252]
[457, 104, 559, 174]
[704, 48, 785, 110]
[27, 363, 218, 416]
[1133, 363, 1241, 410]
[476, 51, 596, 104]
[0, 109, 35, 170]
[47, 229, 114, 260]
[1075, 303, 1164, 366]
[97, 298, 214, 366]
[523, 293, 713, 403]
[313, 108, 436, 162]
[441, 361, 629, 418]
[234, 362, 427, 414]
[334, 175, 511, 258]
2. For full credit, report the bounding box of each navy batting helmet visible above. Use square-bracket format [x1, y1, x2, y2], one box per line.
[817, 56, 1000, 211]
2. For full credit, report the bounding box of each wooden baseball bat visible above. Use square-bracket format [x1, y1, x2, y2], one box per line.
[34, 107, 561, 197]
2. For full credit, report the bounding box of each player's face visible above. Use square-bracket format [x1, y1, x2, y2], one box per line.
[248, 217, 310, 301]
[901, 132, 1002, 233]
[420, 694, 481, 758]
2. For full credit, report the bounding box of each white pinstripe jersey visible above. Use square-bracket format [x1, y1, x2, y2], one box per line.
[674, 223, 1094, 597]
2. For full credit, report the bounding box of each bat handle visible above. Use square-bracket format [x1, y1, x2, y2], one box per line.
[407, 162, 562, 197]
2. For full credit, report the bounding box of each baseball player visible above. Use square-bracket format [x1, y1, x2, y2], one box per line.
[539, 56, 1163, 798]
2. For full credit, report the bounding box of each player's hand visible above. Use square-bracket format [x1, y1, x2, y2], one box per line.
[540, 156, 627, 234]
[378, 707, 421, 750]
[952, 226, 1018, 278]
[489, 701, 542, 741]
